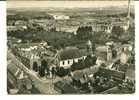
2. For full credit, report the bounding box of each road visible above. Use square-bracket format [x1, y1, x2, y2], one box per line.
[7, 49, 59, 94]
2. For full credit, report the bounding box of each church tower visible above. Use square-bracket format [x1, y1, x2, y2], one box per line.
[86, 40, 95, 55]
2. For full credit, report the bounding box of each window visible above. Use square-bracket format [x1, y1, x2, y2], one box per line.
[68, 60, 70, 64]
[63, 61, 65, 65]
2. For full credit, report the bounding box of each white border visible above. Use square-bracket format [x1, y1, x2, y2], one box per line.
[0, 1, 6, 95]
[0, 1, 139, 100]
[135, 0, 139, 97]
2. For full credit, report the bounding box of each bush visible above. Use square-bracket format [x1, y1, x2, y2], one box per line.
[56, 67, 70, 77]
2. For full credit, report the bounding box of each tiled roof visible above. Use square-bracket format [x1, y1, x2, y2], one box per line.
[59, 47, 84, 60]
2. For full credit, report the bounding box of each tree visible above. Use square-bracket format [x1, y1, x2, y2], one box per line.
[56, 67, 69, 77]
[76, 26, 93, 40]
[41, 59, 48, 70]
[38, 60, 48, 77]
[33, 62, 38, 72]
[84, 55, 97, 67]
[111, 26, 124, 41]
[38, 66, 45, 77]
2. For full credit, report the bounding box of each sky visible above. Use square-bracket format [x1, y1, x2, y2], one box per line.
[7, 0, 128, 1]
[7, 0, 134, 8]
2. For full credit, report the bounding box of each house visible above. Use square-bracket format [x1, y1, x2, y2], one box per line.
[58, 47, 87, 68]
[53, 15, 70, 20]
[15, 20, 27, 26]
[94, 68, 125, 81]
[120, 47, 131, 65]
[83, 66, 99, 79]
[96, 46, 107, 60]
[17, 41, 51, 69]
[96, 57, 106, 66]
[96, 41, 116, 63]
[7, 25, 27, 32]
[54, 80, 78, 94]
[7, 26, 18, 32]
[90, 21, 113, 33]
[7, 61, 32, 94]
[72, 71, 87, 85]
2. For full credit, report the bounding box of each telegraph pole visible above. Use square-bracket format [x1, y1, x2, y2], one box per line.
[127, 0, 131, 29]
[127, 0, 131, 19]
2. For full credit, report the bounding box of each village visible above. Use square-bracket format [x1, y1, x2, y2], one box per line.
[7, 0, 135, 94]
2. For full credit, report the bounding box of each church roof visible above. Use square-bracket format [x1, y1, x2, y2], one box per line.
[58, 47, 84, 61]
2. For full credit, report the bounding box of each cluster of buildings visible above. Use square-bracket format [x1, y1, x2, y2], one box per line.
[12, 37, 134, 76]
[7, 20, 28, 32]
[7, 0, 135, 94]
[8, 19, 135, 93]
[52, 41, 134, 94]
[7, 10, 134, 35]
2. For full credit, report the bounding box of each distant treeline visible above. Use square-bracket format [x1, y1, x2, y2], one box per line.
[70, 12, 135, 19]
[7, 13, 53, 21]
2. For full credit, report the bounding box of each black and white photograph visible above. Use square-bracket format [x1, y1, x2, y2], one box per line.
[7, 0, 135, 95]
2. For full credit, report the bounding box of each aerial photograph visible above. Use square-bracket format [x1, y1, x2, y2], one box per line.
[7, 0, 135, 94]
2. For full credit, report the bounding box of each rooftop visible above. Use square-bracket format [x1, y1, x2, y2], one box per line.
[58, 47, 85, 61]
